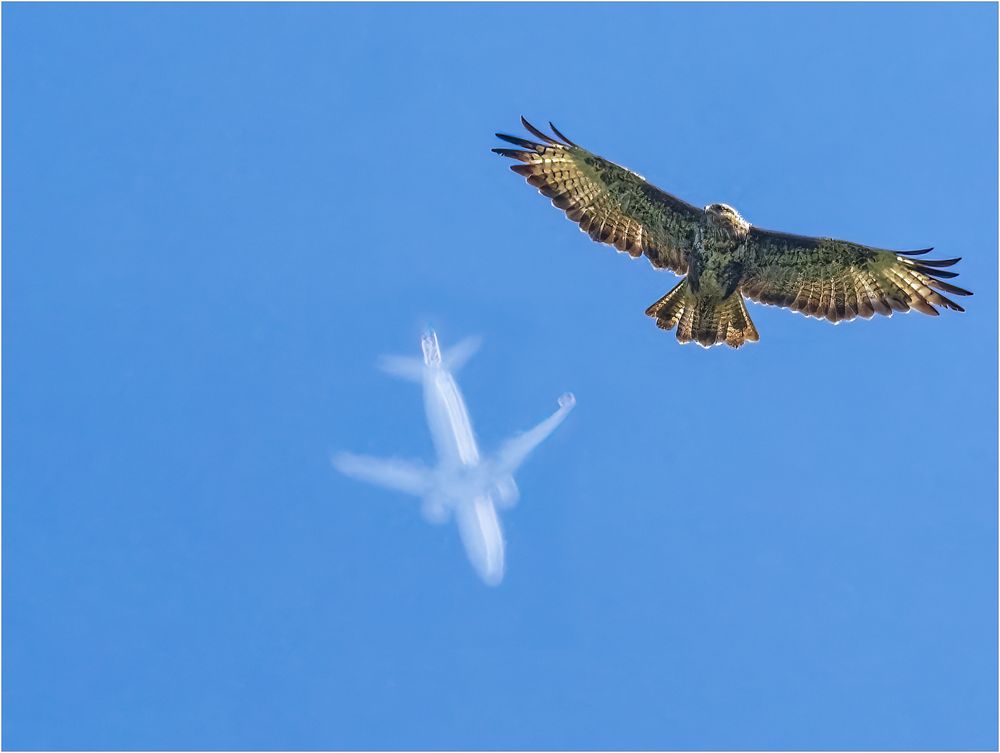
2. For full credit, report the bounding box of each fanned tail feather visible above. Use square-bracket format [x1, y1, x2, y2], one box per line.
[645, 280, 760, 349]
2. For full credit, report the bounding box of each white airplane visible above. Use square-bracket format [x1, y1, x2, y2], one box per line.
[333, 330, 575, 586]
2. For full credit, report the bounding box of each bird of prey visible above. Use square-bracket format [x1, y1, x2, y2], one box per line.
[493, 117, 972, 348]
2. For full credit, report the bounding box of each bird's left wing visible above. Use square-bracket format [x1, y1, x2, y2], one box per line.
[741, 227, 972, 322]
[493, 118, 703, 275]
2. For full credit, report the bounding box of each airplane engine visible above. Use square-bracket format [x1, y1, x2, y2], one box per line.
[421, 493, 450, 524]
[492, 475, 520, 509]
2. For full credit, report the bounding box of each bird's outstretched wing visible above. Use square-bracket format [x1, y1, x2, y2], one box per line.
[741, 227, 972, 322]
[493, 118, 703, 275]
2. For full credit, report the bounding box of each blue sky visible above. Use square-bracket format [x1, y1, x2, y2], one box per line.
[3, 3, 996, 750]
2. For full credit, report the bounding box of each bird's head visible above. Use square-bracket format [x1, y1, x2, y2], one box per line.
[705, 203, 750, 239]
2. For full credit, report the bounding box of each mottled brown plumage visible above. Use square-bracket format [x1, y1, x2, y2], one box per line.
[493, 117, 972, 349]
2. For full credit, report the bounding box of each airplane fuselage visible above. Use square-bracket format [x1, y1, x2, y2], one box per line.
[419, 357, 505, 584]
[423, 367, 481, 469]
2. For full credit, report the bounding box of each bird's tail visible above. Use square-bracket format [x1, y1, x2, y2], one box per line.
[645, 280, 760, 349]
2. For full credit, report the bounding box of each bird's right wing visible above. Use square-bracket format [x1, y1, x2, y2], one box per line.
[742, 227, 971, 321]
[493, 118, 703, 275]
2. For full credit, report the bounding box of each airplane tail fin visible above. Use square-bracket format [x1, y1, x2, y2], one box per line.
[378, 333, 481, 380]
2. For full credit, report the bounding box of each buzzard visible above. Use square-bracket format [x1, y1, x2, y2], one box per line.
[493, 117, 972, 349]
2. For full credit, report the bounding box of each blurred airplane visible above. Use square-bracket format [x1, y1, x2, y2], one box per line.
[333, 330, 575, 586]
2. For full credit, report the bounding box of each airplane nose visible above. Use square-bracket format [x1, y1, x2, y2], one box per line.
[558, 393, 576, 409]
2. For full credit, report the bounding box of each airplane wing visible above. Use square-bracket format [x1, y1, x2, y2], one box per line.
[490, 393, 576, 478]
[332, 452, 432, 496]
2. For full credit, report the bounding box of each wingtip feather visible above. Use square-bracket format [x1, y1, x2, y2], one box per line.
[911, 265, 960, 279]
[495, 132, 543, 150]
[519, 116, 558, 145]
[548, 121, 577, 147]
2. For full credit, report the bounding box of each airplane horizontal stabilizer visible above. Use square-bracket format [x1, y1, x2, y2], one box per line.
[377, 355, 424, 382]
[442, 336, 482, 372]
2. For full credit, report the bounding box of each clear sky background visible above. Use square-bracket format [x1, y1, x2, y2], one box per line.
[3, 3, 996, 750]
